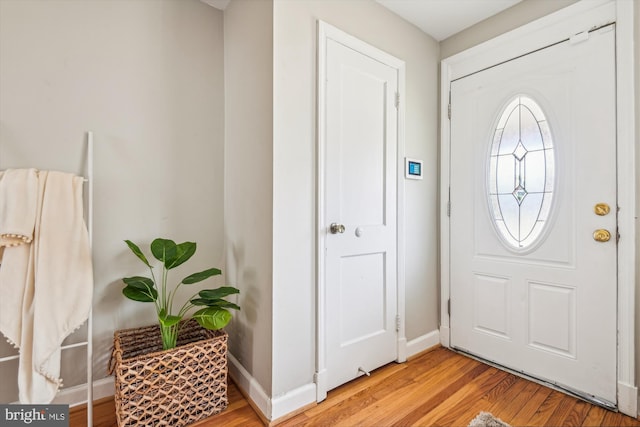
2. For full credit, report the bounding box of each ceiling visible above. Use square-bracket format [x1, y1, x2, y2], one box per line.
[201, 0, 523, 42]
[375, 0, 523, 41]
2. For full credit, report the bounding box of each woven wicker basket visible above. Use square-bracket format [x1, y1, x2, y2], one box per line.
[110, 319, 228, 426]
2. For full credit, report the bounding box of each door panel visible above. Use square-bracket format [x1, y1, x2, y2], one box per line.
[528, 282, 576, 358]
[450, 26, 616, 404]
[325, 38, 398, 392]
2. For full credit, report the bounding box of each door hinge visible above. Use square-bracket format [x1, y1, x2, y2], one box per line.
[395, 315, 401, 332]
[447, 299, 451, 316]
[569, 30, 589, 45]
[617, 227, 620, 244]
[447, 200, 451, 217]
[448, 103, 451, 120]
[395, 92, 400, 108]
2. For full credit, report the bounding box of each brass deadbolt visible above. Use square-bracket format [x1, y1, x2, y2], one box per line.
[594, 203, 611, 216]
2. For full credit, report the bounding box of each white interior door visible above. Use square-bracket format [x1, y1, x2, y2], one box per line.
[449, 26, 617, 405]
[323, 36, 399, 392]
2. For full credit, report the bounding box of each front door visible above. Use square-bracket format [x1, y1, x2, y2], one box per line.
[323, 33, 400, 392]
[449, 25, 617, 405]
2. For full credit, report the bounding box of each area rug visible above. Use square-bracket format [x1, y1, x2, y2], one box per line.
[468, 411, 511, 427]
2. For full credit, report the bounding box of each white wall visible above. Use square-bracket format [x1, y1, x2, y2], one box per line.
[272, 0, 440, 399]
[0, 0, 225, 403]
[223, 0, 274, 397]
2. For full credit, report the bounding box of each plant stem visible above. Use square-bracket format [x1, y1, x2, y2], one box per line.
[178, 301, 195, 318]
[168, 281, 184, 316]
[149, 266, 161, 312]
[162, 266, 169, 311]
[160, 323, 178, 350]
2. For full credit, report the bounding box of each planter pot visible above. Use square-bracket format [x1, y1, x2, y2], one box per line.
[110, 319, 228, 426]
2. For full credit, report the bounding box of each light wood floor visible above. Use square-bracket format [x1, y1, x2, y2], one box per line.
[71, 347, 640, 426]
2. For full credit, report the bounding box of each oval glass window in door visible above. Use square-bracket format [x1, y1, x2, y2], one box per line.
[488, 95, 555, 249]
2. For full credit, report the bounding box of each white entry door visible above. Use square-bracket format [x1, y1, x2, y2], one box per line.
[450, 26, 617, 405]
[322, 32, 400, 392]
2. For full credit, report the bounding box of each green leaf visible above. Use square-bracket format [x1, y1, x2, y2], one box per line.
[150, 238, 177, 264]
[125, 240, 151, 268]
[198, 286, 240, 300]
[167, 241, 196, 269]
[150, 239, 196, 270]
[123, 286, 154, 302]
[193, 307, 232, 330]
[123, 275, 155, 288]
[123, 286, 157, 302]
[209, 300, 241, 311]
[122, 276, 157, 302]
[182, 268, 222, 285]
[189, 298, 240, 311]
[159, 313, 181, 328]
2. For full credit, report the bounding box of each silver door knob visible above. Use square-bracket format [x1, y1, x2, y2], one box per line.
[329, 223, 345, 234]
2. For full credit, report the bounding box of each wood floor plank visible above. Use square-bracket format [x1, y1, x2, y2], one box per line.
[545, 395, 580, 426]
[489, 379, 538, 423]
[509, 384, 553, 426]
[581, 406, 608, 426]
[412, 367, 511, 427]
[445, 372, 517, 427]
[313, 360, 407, 407]
[300, 347, 452, 420]
[389, 362, 491, 426]
[527, 390, 566, 426]
[69, 397, 117, 427]
[602, 410, 625, 427]
[315, 354, 478, 427]
[329, 354, 478, 427]
[619, 413, 640, 426]
[292, 347, 451, 424]
[561, 399, 591, 427]
[71, 348, 640, 427]
[196, 385, 263, 427]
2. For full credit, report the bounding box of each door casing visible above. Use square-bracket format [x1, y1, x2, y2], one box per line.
[316, 20, 407, 403]
[439, 0, 637, 417]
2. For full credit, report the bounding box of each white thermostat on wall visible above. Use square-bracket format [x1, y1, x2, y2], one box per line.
[405, 158, 423, 180]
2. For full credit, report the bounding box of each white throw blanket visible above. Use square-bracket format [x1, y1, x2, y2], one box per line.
[0, 169, 93, 404]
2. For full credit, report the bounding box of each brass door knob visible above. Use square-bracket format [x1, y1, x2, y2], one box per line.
[593, 229, 611, 242]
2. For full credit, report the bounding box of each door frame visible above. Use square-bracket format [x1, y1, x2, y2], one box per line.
[439, 0, 636, 417]
[316, 20, 407, 402]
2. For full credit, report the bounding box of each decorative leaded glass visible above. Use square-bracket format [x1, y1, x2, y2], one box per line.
[488, 96, 555, 249]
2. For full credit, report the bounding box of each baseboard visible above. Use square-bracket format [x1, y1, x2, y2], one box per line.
[406, 329, 440, 358]
[228, 353, 272, 420]
[617, 381, 638, 418]
[270, 383, 316, 421]
[51, 376, 114, 407]
[228, 353, 318, 422]
[12, 377, 114, 406]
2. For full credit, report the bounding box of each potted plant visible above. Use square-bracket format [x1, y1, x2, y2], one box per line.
[110, 238, 239, 427]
